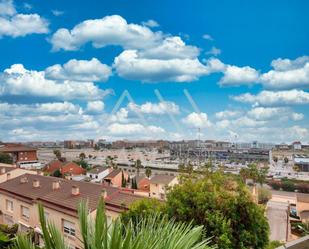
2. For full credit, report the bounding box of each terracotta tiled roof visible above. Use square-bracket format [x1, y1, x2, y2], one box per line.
[45, 160, 85, 175]
[0, 144, 36, 152]
[0, 166, 15, 175]
[150, 175, 176, 185]
[0, 174, 146, 216]
[105, 169, 122, 179]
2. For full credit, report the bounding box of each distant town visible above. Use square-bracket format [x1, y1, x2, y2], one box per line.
[0, 138, 309, 248]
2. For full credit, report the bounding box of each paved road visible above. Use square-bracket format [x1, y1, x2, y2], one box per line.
[267, 201, 289, 242]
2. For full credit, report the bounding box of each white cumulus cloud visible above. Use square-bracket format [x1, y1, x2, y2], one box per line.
[50, 15, 163, 51]
[142, 19, 159, 28]
[128, 101, 180, 115]
[0, 0, 48, 38]
[0, 64, 109, 100]
[183, 112, 212, 128]
[232, 90, 309, 106]
[86, 101, 105, 114]
[114, 50, 209, 82]
[45, 58, 111, 82]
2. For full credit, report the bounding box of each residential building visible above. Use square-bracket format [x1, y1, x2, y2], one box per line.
[44, 160, 86, 177]
[149, 175, 178, 200]
[0, 174, 145, 249]
[135, 176, 150, 192]
[86, 167, 110, 183]
[103, 169, 128, 187]
[0, 164, 38, 183]
[0, 144, 40, 169]
[64, 140, 95, 149]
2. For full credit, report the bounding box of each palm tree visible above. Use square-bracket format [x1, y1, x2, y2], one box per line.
[13, 200, 214, 249]
[53, 149, 62, 160]
[135, 159, 142, 176]
[145, 167, 152, 178]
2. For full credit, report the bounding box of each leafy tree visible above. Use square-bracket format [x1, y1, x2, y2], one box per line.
[257, 167, 269, 186]
[75, 160, 89, 170]
[258, 187, 272, 204]
[284, 157, 289, 164]
[281, 179, 296, 192]
[121, 198, 165, 225]
[53, 149, 61, 160]
[52, 169, 62, 178]
[239, 168, 250, 183]
[178, 163, 185, 172]
[13, 200, 214, 249]
[272, 156, 278, 163]
[239, 164, 268, 186]
[79, 152, 86, 160]
[0, 153, 13, 164]
[165, 172, 269, 249]
[145, 167, 152, 178]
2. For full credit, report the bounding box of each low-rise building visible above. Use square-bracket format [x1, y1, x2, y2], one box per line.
[135, 176, 150, 192]
[0, 144, 40, 169]
[103, 169, 128, 187]
[149, 175, 178, 200]
[86, 167, 110, 183]
[0, 174, 145, 249]
[0, 164, 38, 183]
[44, 160, 86, 176]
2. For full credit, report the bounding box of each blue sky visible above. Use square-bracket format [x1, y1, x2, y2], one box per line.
[0, 0, 309, 143]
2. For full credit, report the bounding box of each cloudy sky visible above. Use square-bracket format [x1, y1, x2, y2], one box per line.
[0, 0, 308, 143]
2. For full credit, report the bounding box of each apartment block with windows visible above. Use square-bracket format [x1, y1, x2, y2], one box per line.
[0, 174, 145, 249]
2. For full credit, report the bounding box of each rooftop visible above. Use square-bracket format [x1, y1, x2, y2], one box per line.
[88, 166, 109, 174]
[105, 169, 122, 179]
[0, 144, 37, 152]
[0, 174, 145, 216]
[150, 174, 176, 185]
[0, 166, 15, 175]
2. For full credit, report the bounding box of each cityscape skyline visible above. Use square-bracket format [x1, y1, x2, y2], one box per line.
[0, 0, 309, 143]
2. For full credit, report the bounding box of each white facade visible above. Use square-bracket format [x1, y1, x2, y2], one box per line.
[86, 168, 110, 183]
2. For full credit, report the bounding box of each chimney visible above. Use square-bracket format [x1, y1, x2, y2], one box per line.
[33, 179, 40, 188]
[20, 176, 28, 183]
[52, 181, 60, 190]
[0, 168, 6, 174]
[101, 189, 107, 199]
[71, 185, 80, 196]
[6, 173, 11, 181]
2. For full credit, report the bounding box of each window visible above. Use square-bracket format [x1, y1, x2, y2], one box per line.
[19, 223, 30, 233]
[63, 220, 75, 236]
[3, 214, 13, 226]
[21, 206, 30, 220]
[6, 200, 13, 212]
